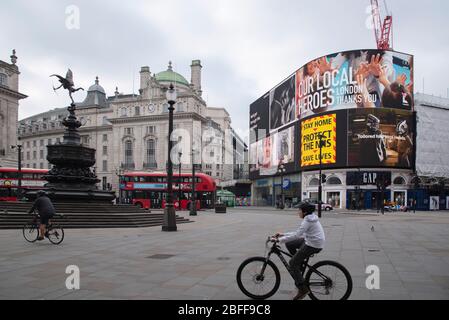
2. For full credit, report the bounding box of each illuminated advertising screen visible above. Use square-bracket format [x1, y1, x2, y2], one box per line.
[249, 94, 270, 143]
[347, 109, 415, 169]
[269, 75, 296, 131]
[301, 114, 337, 167]
[249, 124, 297, 179]
[296, 50, 414, 119]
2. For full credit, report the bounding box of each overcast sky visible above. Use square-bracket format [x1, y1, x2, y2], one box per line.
[1, 0, 448, 135]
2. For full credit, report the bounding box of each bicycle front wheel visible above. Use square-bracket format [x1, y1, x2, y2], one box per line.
[47, 224, 64, 245]
[23, 223, 39, 243]
[305, 260, 353, 300]
[236, 257, 281, 300]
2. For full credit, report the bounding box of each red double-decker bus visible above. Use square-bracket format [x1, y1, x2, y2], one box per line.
[119, 172, 216, 210]
[0, 168, 48, 201]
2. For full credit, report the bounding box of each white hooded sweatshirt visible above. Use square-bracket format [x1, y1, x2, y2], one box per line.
[279, 214, 325, 249]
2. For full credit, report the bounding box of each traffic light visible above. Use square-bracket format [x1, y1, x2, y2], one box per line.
[321, 174, 327, 184]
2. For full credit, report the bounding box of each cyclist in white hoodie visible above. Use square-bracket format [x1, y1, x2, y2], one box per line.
[275, 202, 325, 300]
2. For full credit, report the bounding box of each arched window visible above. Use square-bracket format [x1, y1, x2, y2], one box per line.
[124, 140, 133, 168]
[327, 177, 342, 185]
[309, 178, 320, 187]
[393, 177, 406, 185]
[145, 139, 157, 169]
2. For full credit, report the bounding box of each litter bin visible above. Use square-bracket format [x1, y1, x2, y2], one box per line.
[215, 204, 227, 214]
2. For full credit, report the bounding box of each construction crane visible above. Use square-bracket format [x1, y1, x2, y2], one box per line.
[370, 0, 393, 50]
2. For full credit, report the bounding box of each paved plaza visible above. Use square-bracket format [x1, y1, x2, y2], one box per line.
[1, 208, 449, 300]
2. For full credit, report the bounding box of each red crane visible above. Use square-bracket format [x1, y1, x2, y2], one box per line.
[370, 0, 393, 50]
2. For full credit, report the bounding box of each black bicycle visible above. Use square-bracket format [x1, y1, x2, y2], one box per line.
[23, 213, 64, 245]
[236, 237, 352, 300]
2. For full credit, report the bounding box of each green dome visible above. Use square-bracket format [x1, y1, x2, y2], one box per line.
[155, 69, 189, 86]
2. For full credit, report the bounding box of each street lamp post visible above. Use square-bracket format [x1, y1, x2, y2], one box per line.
[178, 151, 182, 210]
[317, 134, 324, 218]
[190, 148, 197, 216]
[162, 83, 177, 232]
[11, 144, 23, 200]
[277, 163, 286, 210]
[115, 168, 124, 204]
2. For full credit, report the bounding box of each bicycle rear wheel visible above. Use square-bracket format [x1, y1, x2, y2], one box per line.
[305, 260, 352, 300]
[23, 223, 39, 243]
[236, 257, 281, 300]
[47, 224, 64, 245]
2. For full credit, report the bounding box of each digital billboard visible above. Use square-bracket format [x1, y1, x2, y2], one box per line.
[347, 109, 415, 169]
[296, 50, 414, 119]
[249, 124, 296, 179]
[269, 75, 296, 131]
[249, 49, 415, 179]
[249, 94, 270, 143]
[301, 114, 337, 167]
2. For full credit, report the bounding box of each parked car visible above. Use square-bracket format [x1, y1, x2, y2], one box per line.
[293, 199, 333, 211]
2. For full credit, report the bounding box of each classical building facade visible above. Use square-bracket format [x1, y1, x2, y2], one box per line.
[18, 60, 244, 192]
[0, 50, 27, 167]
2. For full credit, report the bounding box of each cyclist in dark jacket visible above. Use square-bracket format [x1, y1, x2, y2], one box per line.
[28, 190, 56, 241]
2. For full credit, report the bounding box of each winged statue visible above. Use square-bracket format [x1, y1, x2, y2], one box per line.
[50, 69, 84, 104]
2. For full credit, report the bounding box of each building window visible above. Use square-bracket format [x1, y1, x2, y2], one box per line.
[145, 139, 157, 168]
[33, 140, 37, 147]
[40, 140, 44, 147]
[146, 126, 156, 135]
[33, 163, 36, 169]
[176, 102, 184, 113]
[102, 177, 107, 190]
[125, 127, 133, 135]
[394, 177, 406, 185]
[216, 164, 220, 170]
[103, 146, 108, 156]
[26, 152, 30, 160]
[0, 73, 7, 87]
[81, 136, 89, 145]
[102, 134, 108, 142]
[124, 140, 133, 166]
[135, 106, 140, 116]
[40, 150, 44, 159]
[26, 141, 30, 148]
[42, 123, 47, 130]
[102, 160, 108, 172]
[327, 177, 342, 185]
[102, 116, 110, 125]
[163, 103, 169, 113]
[309, 178, 320, 187]
[120, 108, 127, 117]
[206, 171, 212, 176]
[56, 138, 61, 144]
[206, 164, 212, 169]
[48, 139, 52, 145]
[40, 163, 44, 169]
[216, 172, 220, 177]
[33, 151, 37, 160]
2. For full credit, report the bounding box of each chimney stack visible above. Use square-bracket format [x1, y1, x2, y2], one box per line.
[140, 66, 150, 90]
[190, 60, 202, 96]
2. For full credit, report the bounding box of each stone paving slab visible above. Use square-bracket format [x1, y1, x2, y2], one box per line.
[0, 208, 449, 300]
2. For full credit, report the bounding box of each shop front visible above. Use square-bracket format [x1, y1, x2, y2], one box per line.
[252, 178, 273, 207]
